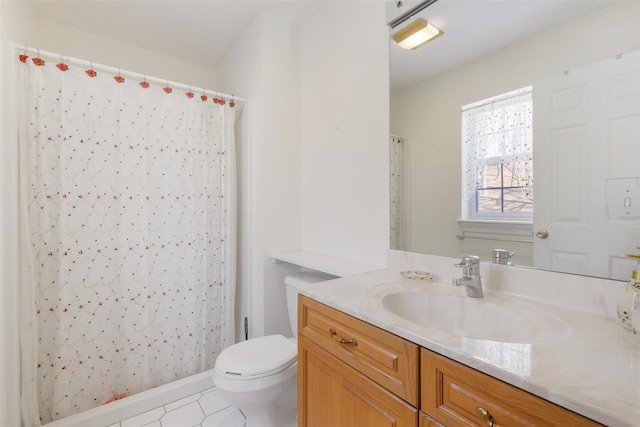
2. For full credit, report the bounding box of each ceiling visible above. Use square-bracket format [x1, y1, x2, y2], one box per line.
[33, 1, 622, 90]
[33, 0, 327, 70]
[389, 0, 621, 90]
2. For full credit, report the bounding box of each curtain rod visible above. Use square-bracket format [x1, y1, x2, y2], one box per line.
[20, 46, 246, 103]
[388, 0, 439, 29]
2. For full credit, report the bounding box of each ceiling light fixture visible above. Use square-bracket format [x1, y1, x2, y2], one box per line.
[391, 18, 443, 50]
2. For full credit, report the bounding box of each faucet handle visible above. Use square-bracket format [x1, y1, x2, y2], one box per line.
[492, 249, 514, 264]
[454, 256, 480, 268]
[455, 256, 480, 276]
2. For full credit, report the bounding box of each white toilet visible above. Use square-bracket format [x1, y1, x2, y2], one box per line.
[213, 271, 335, 427]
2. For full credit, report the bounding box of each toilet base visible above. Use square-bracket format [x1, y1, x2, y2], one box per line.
[215, 364, 298, 427]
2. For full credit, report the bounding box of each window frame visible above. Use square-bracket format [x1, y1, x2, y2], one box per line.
[460, 86, 534, 226]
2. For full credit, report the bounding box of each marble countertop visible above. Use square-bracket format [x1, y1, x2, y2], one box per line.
[299, 268, 640, 427]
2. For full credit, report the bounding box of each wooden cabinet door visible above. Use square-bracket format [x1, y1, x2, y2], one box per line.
[419, 411, 445, 427]
[299, 336, 418, 427]
[421, 348, 602, 427]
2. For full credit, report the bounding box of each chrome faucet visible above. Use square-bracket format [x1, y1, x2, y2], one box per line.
[452, 256, 483, 298]
[492, 249, 514, 265]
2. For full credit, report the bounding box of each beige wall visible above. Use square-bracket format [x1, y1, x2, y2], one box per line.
[1, 0, 37, 45]
[391, 1, 640, 265]
[2, 2, 217, 88]
[1, 0, 391, 347]
[1, 3, 38, 425]
[34, 19, 217, 89]
[217, 1, 391, 338]
[217, 12, 304, 339]
[1, 3, 391, 423]
[300, 1, 389, 267]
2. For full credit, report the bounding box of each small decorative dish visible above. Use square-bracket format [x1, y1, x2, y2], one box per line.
[400, 270, 434, 281]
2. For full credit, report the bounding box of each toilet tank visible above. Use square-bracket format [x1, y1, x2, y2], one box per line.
[284, 271, 336, 336]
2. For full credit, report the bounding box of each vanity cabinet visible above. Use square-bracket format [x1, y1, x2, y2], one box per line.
[421, 348, 603, 427]
[298, 295, 419, 427]
[298, 296, 602, 427]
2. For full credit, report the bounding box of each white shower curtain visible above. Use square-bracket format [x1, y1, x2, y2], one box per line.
[389, 135, 404, 249]
[15, 48, 236, 424]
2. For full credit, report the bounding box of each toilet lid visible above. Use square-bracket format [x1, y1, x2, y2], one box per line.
[215, 334, 297, 378]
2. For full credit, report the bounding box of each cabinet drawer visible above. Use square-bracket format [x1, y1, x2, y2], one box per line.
[421, 349, 603, 427]
[299, 336, 418, 427]
[299, 295, 419, 406]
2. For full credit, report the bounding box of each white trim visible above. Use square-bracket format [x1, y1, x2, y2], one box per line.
[462, 85, 532, 111]
[457, 219, 533, 243]
[246, 100, 263, 340]
[0, 41, 22, 427]
[462, 198, 533, 223]
[41, 370, 216, 427]
[271, 251, 381, 277]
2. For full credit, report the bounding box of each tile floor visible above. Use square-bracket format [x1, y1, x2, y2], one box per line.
[106, 388, 245, 427]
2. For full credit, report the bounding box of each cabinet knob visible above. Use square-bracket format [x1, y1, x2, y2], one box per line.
[475, 407, 496, 427]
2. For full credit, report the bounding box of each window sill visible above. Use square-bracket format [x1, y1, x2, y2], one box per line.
[456, 219, 533, 243]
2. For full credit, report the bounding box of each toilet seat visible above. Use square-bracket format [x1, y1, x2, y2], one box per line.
[215, 335, 297, 380]
[212, 272, 333, 427]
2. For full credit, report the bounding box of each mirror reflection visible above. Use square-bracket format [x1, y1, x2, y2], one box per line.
[389, 0, 640, 280]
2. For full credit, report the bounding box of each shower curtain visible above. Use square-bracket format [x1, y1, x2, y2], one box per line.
[14, 48, 237, 424]
[390, 136, 404, 249]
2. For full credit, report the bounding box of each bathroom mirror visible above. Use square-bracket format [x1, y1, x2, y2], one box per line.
[389, 0, 640, 281]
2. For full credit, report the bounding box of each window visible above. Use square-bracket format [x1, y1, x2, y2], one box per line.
[461, 87, 533, 222]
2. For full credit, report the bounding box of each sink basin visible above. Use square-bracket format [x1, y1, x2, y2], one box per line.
[381, 291, 569, 343]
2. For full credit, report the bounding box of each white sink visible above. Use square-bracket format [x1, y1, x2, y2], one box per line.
[381, 291, 569, 343]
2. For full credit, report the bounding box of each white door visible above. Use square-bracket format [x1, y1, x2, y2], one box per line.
[533, 50, 640, 280]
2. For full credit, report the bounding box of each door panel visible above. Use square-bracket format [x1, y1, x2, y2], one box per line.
[534, 50, 640, 279]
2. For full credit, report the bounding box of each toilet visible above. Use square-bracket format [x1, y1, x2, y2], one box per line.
[213, 270, 335, 427]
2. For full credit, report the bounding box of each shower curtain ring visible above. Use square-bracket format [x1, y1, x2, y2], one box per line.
[56, 54, 68, 72]
[86, 61, 97, 77]
[114, 68, 125, 83]
[32, 49, 45, 66]
[19, 45, 29, 63]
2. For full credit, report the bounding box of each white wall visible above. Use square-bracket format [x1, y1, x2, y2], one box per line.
[34, 19, 217, 89]
[1, 1, 37, 45]
[217, 2, 391, 339]
[391, 1, 640, 264]
[1, 6, 392, 424]
[217, 12, 304, 339]
[300, 1, 390, 268]
[1, 3, 38, 425]
[215, 14, 264, 342]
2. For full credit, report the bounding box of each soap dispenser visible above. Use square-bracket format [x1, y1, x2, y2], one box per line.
[617, 249, 640, 334]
